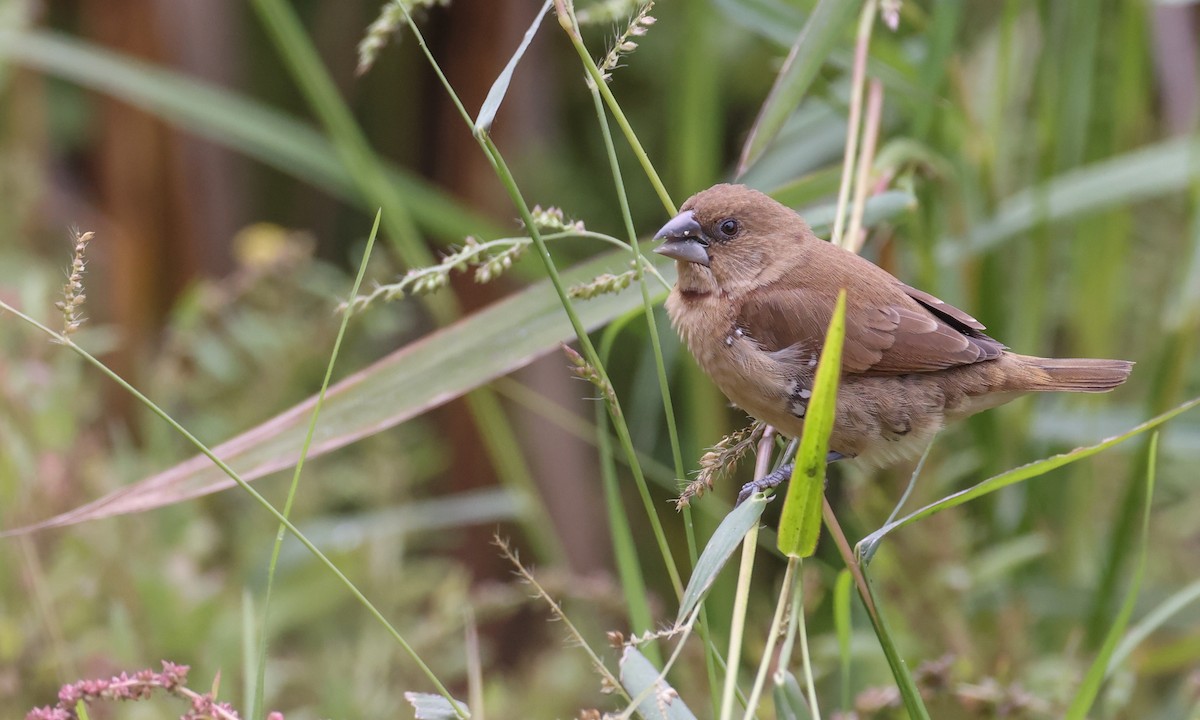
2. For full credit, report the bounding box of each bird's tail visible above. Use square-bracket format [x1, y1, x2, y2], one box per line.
[1016, 355, 1134, 393]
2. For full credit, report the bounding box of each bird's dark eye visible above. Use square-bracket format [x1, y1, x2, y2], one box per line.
[718, 218, 739, 238]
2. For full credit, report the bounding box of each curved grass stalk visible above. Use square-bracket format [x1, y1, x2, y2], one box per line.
[252, 212, 379, 718]
[398, 3, 684, 598]
[741, 560, 795, 718]
[587, 58, 723, 699]
[831, 0, 879, 248]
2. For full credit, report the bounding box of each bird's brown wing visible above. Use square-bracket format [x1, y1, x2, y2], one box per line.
[737, 282, 1005, 375]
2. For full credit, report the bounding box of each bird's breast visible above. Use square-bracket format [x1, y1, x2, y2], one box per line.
[665, 289, 800, 423]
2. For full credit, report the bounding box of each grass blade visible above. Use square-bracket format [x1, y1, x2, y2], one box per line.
[857, 568, 932, 720]
[771, 670, 810, 720]
[0, 250, 671, 536]
[777, 290, 846, 557]
[1064, 433, 1158, 720]
[737, 0, 863, 177]
[940, 137, 1200, 266]
[857, 396, 1200, 560]
[712, 0, 803, 46]
[675, 494, 769, 626]
[475, 0, 552, 134]
[404, 692, 471, 720]
[833, 569, 853, 711]
[619, 646, 699, 720]
[1106, 577, 1200, 677]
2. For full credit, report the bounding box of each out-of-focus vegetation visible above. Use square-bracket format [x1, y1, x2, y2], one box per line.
[2, 0, 1199, 718]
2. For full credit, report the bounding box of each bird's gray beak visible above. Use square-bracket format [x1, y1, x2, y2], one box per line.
[653, 210, 710, 267]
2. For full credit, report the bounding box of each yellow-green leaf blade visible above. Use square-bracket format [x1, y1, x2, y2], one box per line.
[777, 289, 846, 557]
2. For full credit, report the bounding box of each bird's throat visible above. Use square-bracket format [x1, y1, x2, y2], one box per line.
[674, 262, 719, 297]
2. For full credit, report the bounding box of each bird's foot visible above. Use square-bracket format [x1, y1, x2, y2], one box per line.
[735, 451, 847, 505]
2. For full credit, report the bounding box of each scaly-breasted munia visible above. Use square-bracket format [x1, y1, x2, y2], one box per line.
[654, 184, 1132, 501]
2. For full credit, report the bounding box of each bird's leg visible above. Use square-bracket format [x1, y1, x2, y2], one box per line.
[736, 451, 847, 506]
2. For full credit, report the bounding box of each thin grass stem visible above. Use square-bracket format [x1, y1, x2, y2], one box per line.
[719, 521, 760, 720]
[741, 558, 794, 719]
[832, 0, 878, 247]
[398, 4, 684, 598]
[845, 78, 885, 254]
[252, 210, 381, 718]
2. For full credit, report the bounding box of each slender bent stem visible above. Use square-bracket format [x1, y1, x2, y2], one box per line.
[832, 0, 878, 248]
[719, 522, 760, 720]
[253, 212, 379, 718]
[742, 559, 795, 718]
[399, 5, 684, 598]
[589, 74, 724, 706]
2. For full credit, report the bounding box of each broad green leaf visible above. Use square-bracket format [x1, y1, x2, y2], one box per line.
[771, 670, 811, 720]
[940, 137, 1200, 266]
[0, 250, 671, 536]
[777, 290, 845, 557]
[618, 646, 698, 720]
[857, 396, 1200, 562]
[475, 0, 551, 134]
[403, 692, 470, 720]
[0, 29, 500, 241]
[711, 0, 804, 46]
[675, 494, 769, 626]
[1065, 433, 1157, 720]
[802, 190, 915, 233]
[737, 0, 863, 176]
[769, 165, 843, 209]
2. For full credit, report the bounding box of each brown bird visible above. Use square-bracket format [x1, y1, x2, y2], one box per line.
[653, 184, 1133, 502]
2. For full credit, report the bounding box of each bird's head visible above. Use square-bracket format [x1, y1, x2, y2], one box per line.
[653, 184, 812, 297]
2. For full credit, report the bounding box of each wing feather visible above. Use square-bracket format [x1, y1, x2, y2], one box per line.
[737, 282, 1005, 375]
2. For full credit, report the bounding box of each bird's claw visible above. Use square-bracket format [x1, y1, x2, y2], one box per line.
[734, 451, 849, 506]
[736, 463, 792, 505]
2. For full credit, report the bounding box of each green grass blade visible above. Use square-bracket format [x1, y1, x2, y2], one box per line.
[676, 495, 770, 626]
[403, 692, 471, 720]
[737, 0, 863, 177]
[771, 670, 811, 720]
[600, 317, 661, 667]
[856, 569, 932, 720]
[1064, 433, 1158, 720]
[1106, 577, 1200, 678]
[857, 396, 1200, 560]
[619, 647, 699, 720]
[254, 208, 380, 719]
[778, 290, 846, 557]
[712, 0, 804, 46]
[475, 0, 551, 134]
[940, 137, 1200, 266]
[833, 569, 853, 711]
